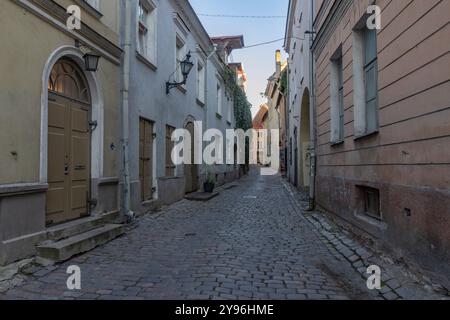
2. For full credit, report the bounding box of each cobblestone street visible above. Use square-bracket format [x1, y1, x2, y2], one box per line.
[0, 169, 444, 300]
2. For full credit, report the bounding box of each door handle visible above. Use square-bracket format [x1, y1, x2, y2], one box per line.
[64, 164, 70, 175]
[74, 165, 86, 171]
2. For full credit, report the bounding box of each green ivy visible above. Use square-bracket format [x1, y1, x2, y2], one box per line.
[222, 66, 252, 171]
[279, 69, 288, 95]
[222, 66, 252, 131]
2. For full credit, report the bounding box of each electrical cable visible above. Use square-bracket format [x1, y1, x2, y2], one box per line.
[197, 14, 286, 19]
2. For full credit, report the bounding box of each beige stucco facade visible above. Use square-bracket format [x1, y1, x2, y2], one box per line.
[312, 0, 450, 286]
[0, 0, 122, 265]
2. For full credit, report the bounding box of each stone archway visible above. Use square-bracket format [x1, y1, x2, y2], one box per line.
[40, 46, 104, 224]
[40, 46, 104, 184]
[299, 88, 311, 188]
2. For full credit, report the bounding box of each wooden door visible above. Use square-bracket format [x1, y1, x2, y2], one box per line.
[184, 122, 198, 194]
[139, 118, 154, 201]
[47, 93, 91, 225]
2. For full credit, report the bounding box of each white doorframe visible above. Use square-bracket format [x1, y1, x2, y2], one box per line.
[40, 46, 104, 183]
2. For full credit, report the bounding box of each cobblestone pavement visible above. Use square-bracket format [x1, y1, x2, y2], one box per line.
[0, 169, 446, 300]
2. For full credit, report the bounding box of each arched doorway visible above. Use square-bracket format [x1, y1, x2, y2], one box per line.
[184, 121, 199, 194]
[299, 88, 311, 188]
[46, 59, 92, 225]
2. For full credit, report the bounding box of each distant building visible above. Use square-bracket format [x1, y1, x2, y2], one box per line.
[228, 62, 248, 94]
[211, 35, 245, 64]
[252, 104, 269, 165]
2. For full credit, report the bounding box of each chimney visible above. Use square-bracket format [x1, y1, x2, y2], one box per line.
[275, 50, 281, 75]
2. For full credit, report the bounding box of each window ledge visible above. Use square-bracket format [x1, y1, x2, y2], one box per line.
[354, 213, 387, 230]
[354, 129, 379, 141]
[216, 113, 223, 120]
[136, 52, 157, 71]
[330, 140, 344, 147]
[76, 0, 103, 19]
[196, 99, 205, 107]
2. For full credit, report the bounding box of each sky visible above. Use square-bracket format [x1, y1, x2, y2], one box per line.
[188, 0, 289, 117]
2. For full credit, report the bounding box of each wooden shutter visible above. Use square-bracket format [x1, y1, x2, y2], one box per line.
[165, 125, 175, 177]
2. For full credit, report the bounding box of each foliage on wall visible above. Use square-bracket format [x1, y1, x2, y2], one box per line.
[223, 66, 253, 131]
[279, 69, 288, 95]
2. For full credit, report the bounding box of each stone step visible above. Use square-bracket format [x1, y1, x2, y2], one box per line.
[36, 224, 124, 263]
[46, 211, 119, 242]
[185, 191, 219, 201]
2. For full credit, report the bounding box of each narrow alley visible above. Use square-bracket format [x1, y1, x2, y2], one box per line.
[0, 169, 442, 300]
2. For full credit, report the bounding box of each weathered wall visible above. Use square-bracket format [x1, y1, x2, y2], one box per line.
[0, 0, 121, 265]
[313, 0, 450, 286]
[124, 0, 237, 212]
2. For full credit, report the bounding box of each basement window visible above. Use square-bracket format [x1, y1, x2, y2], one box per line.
[360, 186, 381, 220]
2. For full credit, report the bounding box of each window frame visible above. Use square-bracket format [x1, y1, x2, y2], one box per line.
[197, 60, 206, 104]
[330, 46, 345, 145]
[363, 27, 379, 134]
[352, 21, 380, 139]
[136, 0, 157, 67]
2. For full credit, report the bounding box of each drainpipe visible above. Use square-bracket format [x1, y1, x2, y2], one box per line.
[308, 0, 317, 211]
[203, 45, 218, 173]
[120, 0, 134, 220]
[286, 61, 291, 179]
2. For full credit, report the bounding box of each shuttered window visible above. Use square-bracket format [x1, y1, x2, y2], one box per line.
[165, 125, 176, 177]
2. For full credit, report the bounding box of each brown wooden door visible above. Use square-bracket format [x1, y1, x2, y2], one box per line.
[46, 93, 91, 225]
[139, 118, 154, 201]
[184, 122, 198, 194]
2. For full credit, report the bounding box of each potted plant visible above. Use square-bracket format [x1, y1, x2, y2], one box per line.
[203, 171, 216, 193]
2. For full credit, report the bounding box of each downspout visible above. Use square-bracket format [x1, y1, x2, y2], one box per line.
[284, 0, 292, 179]
[202, 45, 218, 178]
[308, 0, 317, 210]
[120, 0, 134, 220]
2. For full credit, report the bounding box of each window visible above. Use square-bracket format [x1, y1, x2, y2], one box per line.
[48, 59, 90, 103]
[353, 24, 379, 137]
[197, 61, 205, 103]
[165, 125, 176, 177]
[359, 186, 381, 220]
[363, 27, 379, 134]
[330, 47, 344, 143]
[176, 35, 187, 83]
[137, 0, 157, 64]
[217, 83, 222, 115]
[85, 0, 100, 11]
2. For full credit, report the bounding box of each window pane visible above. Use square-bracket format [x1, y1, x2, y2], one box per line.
[364, 28, 377, 65]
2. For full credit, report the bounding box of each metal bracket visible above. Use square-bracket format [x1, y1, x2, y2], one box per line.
[89, 120, 98, 132]
[88, 198, 98, 208]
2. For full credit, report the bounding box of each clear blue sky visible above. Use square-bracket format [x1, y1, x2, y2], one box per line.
[188, 0, 289, 117]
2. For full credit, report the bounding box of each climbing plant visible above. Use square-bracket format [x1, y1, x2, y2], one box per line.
[221, 66, 253, 173]
[223, 66, 252, 131]
[279, 69, 288, 95]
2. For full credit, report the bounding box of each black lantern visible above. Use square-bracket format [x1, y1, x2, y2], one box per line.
[180, 52, 194, 78]
[166, 51, 194, 94]
[83, 52, 101, 72]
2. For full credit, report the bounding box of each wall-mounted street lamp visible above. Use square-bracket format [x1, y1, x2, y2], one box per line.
[166, 51, 194, 94]
[75, 40, 101, 72]
[83, 52, 101, 72]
